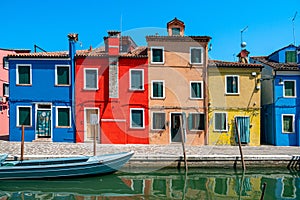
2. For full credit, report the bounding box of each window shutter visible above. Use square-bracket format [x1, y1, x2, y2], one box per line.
[188, 114, 192, 130]
[199, 114, 205, 130]
[57, 67, 69, 85]
[19, 107, 30, 125]
[19, 66, 30, 84]
[286, 51, 297, 63]
[58, 108, 70, 126]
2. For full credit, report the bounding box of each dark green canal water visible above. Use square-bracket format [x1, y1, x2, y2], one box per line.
[0, 168, 299, 199]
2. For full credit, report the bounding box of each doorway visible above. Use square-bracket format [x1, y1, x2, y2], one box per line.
[170, 113, 184, 142]
[84, 108, 99, 142]
[36, 104, 52, 139]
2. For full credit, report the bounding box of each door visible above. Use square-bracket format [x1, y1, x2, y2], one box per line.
[36, 110, 51, 138]
[85, 108, 99, 142]
[171, 113, 183, 142]
[235, 116, 250, 144]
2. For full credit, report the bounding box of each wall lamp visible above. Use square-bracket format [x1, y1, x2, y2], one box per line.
[278, 78, 284, 85]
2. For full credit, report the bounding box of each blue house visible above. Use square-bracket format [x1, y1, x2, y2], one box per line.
[8, 34, 78, 142]
[251, 44, 300, 146]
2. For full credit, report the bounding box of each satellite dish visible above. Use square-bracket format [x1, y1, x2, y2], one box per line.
[241, 41, 247, 48]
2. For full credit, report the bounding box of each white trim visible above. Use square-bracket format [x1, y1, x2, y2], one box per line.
[16, 105, 32, 127]
[225, 75, 239, 95]
[189, 112, 205, 131]
[55, 65, 70, 86]
[190, 47, 204, 65]
[130, 108, 145, 129]
[101, 118, 126, 122]
[283, 80, 296, 98]
[151, 111, 166, 130]
[56, 106, 72, 128]
[84, 107, 100, 142]
[129, 69, 144, 91]
[190, 81, 203, 99]
[84, 68, 98, 90]
[151, 80, 165, 99]
[281, 114, 295, 133]
[213, 112, 228, 132]
[16, 64, 32, 85]
[150, 46, 164, 64]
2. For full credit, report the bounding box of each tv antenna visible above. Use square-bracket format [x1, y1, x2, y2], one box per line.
[292, 11, 297, 45]
[240, 26, 248, 49]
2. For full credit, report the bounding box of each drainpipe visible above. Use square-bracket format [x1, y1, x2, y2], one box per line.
[68, 33, 78, 142]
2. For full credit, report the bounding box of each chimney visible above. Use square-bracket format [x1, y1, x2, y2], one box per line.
[104, 30, 120, 56]
[237, 49, 250, 63]
[68, 33, 78, 60]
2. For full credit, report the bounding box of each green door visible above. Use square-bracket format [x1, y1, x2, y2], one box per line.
[36, 110, 51, 138]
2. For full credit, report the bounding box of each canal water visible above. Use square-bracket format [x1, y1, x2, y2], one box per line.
[0, 168, 299, 199]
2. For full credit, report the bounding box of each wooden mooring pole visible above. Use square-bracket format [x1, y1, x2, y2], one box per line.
[179, 115, 188, 172]
[20, 125, 25, 161]
[235, 118, 246, 171]
[260, 182, 267, 200]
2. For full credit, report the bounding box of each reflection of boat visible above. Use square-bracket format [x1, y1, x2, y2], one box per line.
[0, 151, 134, 180]
[0, 174, 136, 197]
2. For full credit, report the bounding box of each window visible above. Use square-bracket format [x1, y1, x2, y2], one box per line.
[189, 113, 205, 130]
[84, 69, 98, 90]
[225, 75, 239, 94]
[152, 112, 166, 130]
[130, 69, 144, 90]
[214, 112, 227, 131]
[151, 47, 164, 64]
[190, 81, 203, 99]
[55, 65, 70, 86]
[190, 47, 203, 64]
[152, 80, 164, 98]
[285, 51, 297, 63]
[3, 57, 8, 69]
[56, 107, 71, 127]
[17, 106, 31, 126]
[172, 28, 180, 36]
[130, 108, 144, 128]
[284, 80, 296, 97]
[282, 114, 294, 133]
[17, 65, 31, 85]
[3, 83, 8, 97]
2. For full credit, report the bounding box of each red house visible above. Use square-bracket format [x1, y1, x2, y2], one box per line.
[75, 31, 149, 144]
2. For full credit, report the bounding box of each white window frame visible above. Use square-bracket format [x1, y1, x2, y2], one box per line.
[16, 64, 32, 85]
[16, 106, 32, 127]
[283, 80, 296, 98]
[129, 69, 144, 91]
[190, 81, 203, 99]
[130, 108, 145, 129]
[150, 47, 164, 64]
[3, 57, 8, 69]
[214, 112, 228, 132]
[189, 112, 205, 131]
[225, 75, 239, 95]
[84, 68, 98, 90]
[3, 82, 9, 97]
[151, 112, 166, 130]
[282, 114, 295, 133]
[151, 80, 165, 99]
[56, 106, 72, 128]
[55, 65, 70, 86]
[190, 47, 204, 64]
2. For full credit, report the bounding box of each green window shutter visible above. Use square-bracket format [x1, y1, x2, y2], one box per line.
[19, 107, 31, 126]
[188, 114, 192, 130]
[152, 49, 163, 63]
[18, 66, 30, 84]
[286, 51, 297, 63]
[131, 110, 143, 127]
[58, 108, 70, 126]
[284, 81, 295, 96]
[153, 82, 163, 97]
[283, 116, 293, 132]
[57, 67, 69, 85]
[191, 82, 201, 98]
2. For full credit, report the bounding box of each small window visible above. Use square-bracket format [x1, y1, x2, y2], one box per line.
[56, 65, 70, 86]
[190, 81, 203, 99]
[285, 51, 297, 63]
[152, 112, 166, 130]
[130, 108, 144, 128]
[152, 80, 164, 98]
[56, 107, 71, 127]
[226, 75, 239, 94]
[284, 80, 296, 97]
[84, 69, 98, 90]
[282, 114, 294, 133]
[151, 47, 164, 64]
[17, 106, 31, 126]
[130, 69, 144, 90]
[189, 113, 205, 130]
[3, 57, 8, 69]
[3, 83, 8, 97]
[172, 28, 180, 36]
[214, 112, 227, 131]
[17, 65, 31, 85]
[190, 47, 203, 64]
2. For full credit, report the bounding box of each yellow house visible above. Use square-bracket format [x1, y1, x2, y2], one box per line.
[208, 60, 263, 146]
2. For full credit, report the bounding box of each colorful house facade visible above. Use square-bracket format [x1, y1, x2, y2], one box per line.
[75, 31, 149, 144]
[251, 44, 300, 146]
[7, 34, 78, 142]
[0, 48, 30, 137]
[208, 58, 263, 146]
[147, 18, 211, 145]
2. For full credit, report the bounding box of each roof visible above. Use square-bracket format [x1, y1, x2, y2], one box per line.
[7, 51, 69, 58]
[209, 60, 263, 68]
[268, 44, 297, 59]
[167, 17, 185, 28]
[251, 56, 299, 71]
[146, 35, 211, 43]
[0, 48, 31, 53]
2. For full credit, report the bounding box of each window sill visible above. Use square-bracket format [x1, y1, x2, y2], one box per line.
[150, 62, 165, 65]
[17, 125, 32, 128]
[190, 97, 204, 100]
[16, 84, 32, 86]
[151, 97, 165, 100]
[129, 89, 145, 92]
[83, 88, 99, 91]
[225, 93, 240, 96]
[130, 127, 145, 130]
[55, 84, 71, 87]
[213, 130, 228, 132]
[56, 126, 72, 128]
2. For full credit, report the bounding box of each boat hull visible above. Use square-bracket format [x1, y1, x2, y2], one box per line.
[0, 151, 134, 180]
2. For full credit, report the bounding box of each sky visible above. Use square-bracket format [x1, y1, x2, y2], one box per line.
[0, 0, 299, 61]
